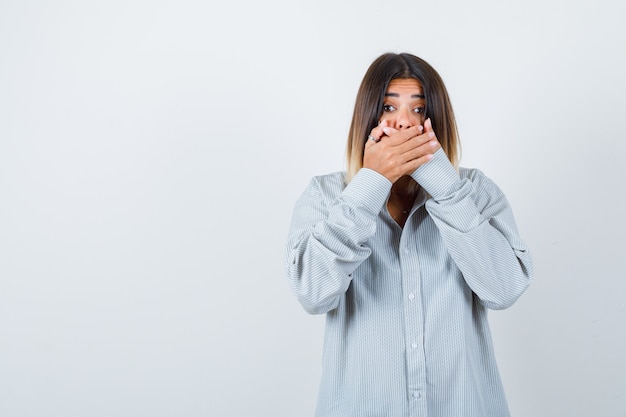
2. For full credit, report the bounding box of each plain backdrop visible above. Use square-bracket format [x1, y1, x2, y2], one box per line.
[1, 0, 625, 416]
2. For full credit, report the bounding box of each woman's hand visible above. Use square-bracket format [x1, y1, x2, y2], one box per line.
[363, 118, 441, 183]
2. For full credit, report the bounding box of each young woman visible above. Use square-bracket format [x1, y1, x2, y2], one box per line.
[285, 52, 533, 417]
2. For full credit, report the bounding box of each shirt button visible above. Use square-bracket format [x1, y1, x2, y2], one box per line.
[404, 248, 410, 254]
[413, 390, 421, 399]
[408, 293, 415, 300]
[411, 342, 418, 349]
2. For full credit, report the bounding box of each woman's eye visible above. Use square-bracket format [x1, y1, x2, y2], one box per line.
[413, 107, 425, 114]
[382, 104, 395, 112]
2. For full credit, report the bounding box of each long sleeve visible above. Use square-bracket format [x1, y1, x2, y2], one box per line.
[411, 148, 533, 310]
[285, 169, 392, 314]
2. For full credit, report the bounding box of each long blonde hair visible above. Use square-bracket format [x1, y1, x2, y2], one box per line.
[345, 53, 461, 183]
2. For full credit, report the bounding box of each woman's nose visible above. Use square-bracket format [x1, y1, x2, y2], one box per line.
[395, 108, 417, 129]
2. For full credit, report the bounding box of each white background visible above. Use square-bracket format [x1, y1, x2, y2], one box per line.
[1, 0, 625, 416]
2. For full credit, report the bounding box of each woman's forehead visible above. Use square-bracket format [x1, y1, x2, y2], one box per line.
[386, 78, 425, 96]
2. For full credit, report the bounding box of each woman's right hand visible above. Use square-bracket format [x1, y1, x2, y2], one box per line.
[363, 119, 440, 183]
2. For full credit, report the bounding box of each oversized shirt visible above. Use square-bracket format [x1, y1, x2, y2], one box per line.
[285, 148, 533, 417]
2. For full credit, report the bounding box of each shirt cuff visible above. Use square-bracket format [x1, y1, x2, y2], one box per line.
[342, 168, 392, 215]
[410, 148, 461, 201]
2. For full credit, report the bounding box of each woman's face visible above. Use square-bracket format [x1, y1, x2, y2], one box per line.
[379, 78, 426, 130]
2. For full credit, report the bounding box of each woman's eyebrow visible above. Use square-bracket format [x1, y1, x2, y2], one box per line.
[384, 92, 426, 98]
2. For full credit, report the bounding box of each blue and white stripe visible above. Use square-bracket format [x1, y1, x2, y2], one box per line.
[286, 148, 533, 417]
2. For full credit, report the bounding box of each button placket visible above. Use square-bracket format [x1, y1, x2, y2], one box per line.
[399, 224, 427, 415]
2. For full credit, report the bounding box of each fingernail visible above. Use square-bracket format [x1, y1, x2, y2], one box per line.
[428, 132, 435, 138]
[382, 127, 390, 135]
[418, 125, 423, 132]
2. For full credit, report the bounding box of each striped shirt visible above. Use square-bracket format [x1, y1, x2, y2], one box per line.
[285, 148, 533, 417]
